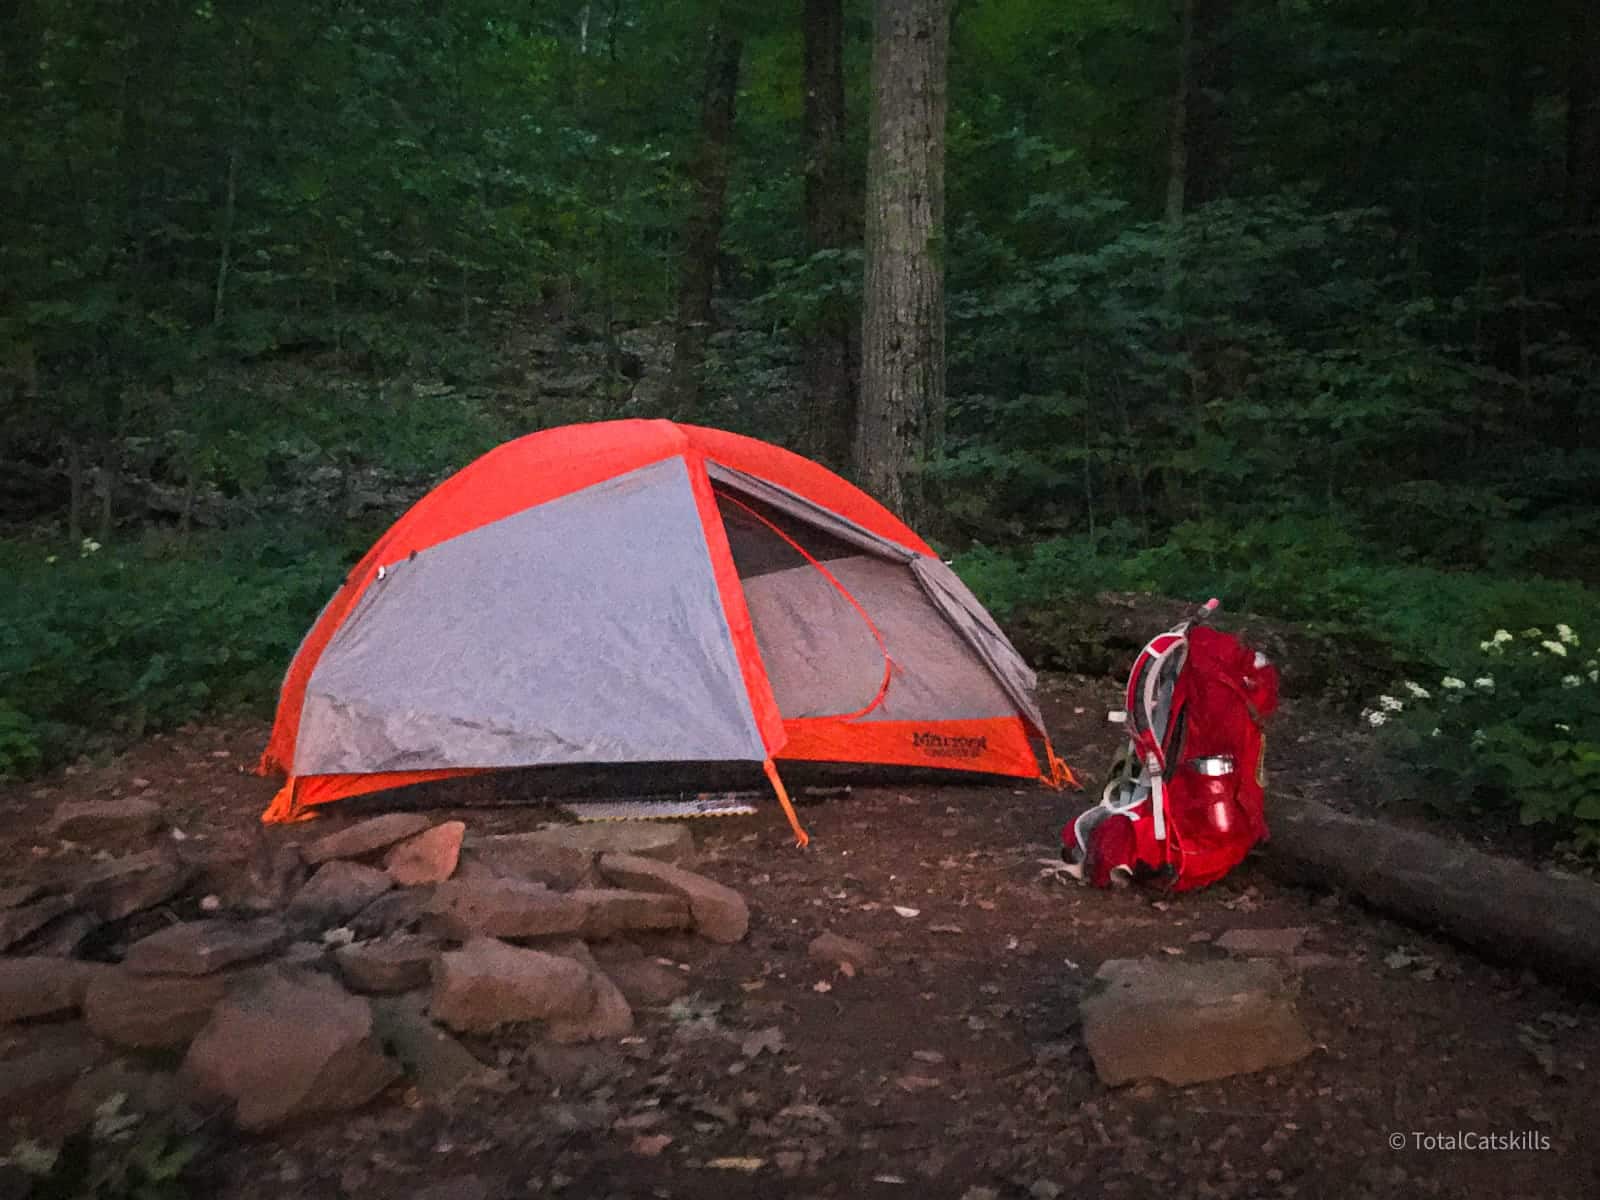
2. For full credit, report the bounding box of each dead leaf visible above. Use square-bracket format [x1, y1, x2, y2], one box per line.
[929, 924, 964, 935]
[706, 1157, 765, 1172]
[742, 1027, 785, 1058]
[893, 906, 920, 918]
[630, 1134, 673, 1157]
[896, 1074, 942, 1092]
[912, 1050, 945, 1064]
[812, 980, 832, 993]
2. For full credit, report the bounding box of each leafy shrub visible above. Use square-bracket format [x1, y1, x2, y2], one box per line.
[0, 524, 351, 774]
[1366, 625, 1600, 855]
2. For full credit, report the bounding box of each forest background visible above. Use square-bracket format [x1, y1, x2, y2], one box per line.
[2, 0, 1597, 852]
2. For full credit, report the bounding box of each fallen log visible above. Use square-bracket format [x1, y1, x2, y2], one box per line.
[1259, 793, 1600, 992]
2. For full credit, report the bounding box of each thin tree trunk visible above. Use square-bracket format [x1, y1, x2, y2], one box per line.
[665, 14, 743, 415]
[855, 0, 949, 521]
[1183, 0, 1231, 210]
[1164, 0, 1194, 227]
[213, 142, 239, 325]
[802, 0, 854, 470]
[65, 440, 83, 546]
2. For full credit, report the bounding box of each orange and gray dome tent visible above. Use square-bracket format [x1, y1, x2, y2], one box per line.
[256, 420, 1075, 843]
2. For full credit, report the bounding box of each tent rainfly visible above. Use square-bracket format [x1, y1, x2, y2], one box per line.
[256, 420, 1075, 843]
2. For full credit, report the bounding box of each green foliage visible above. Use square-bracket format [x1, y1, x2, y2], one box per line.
[1368, 626, 1600, 856]
[2, 1094, 211, 1200]
[0, 526, 350, 772]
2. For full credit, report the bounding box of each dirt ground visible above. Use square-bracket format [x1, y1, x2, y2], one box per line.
[2, 673, 1596, 1200]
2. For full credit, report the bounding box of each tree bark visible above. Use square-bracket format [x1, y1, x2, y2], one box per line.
[665, 14, 743, 415]
[1164, 0, 1194, 226]
[802, 0, 855, 471]
[1260, 793, 1600, 994]
[1184, 0, 1231, 210]
[855, 0, 949, 520]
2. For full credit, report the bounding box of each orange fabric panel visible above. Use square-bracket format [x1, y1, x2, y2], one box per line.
[684, 453, 787, 756]
[263, 766, 492, 822]
[777, 715, 1043, 778]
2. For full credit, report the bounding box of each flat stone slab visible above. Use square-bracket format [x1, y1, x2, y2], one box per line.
[429, 938, 598, 1034]
[0, 884, 43, 910]
[602, 959, 690, 1007]
[597, 853, 748, 943]
[84, 967, 230, 1049]
[370, 994, 504, 1103]
[336, 936, 442, 995]
[424, 878, 587, 941]
[183, 967, 400, 1131]
[460, 835, 597, 889]
[1216, 928, 1311, 958]
[304, 814, 434, 865]
[123, 918, 288, 976]
[70, 851, 194, 921]
[0, 957, 110, 1023]
[0, 1026, 108, 1111]
[1081, 958, 1314, 1086]
[0, 895, 77, 953]
[386, 822, 465, 886]
[523, 823, 696, 866]
[573, 888, 692, 939]
[288, 860, 394, 927]
[809, 931, 878, 971]
[49, 797, 163, 841]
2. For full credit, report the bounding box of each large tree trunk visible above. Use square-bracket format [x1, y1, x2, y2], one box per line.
[1184, 0, 1231, 210]
[802, 0, 854, 471]
[665, 14, 743, 415]
[1260, 793, 1600, 993]
[855, 0, 949, 520]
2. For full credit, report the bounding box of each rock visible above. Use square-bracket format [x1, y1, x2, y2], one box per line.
[385, 821, 465, 886]
[183, 967, 400, 1131]
[303, 813, 434, 865]
[71, 851, 194, 921]
[216, 840, 308, 914]
[597, 853, 748, 944]
[424, 878, 587, 941]
[461, 834, 598, 889]
[808, 931, 878, 971]
[548, 963, 633, 1044]
[603, 960, 690, 1007]
[48, 797, 163, 841]
[370, 994, 503, 1103]
[350, 887, 434, 938]
[288, 860, 394, 927]
[429, 938, 598, 1034]
[0, 1026, 107, 1110]
[524, 823, 696, 865]
[336, 936, 441, 995]
[0, 957, 109, 1022]
[1216, 928, 1310, 958]
[529, 1042, 626, 1090]
[84, 968, 229, 1049]
[413, 1176, 494, 1200]
[574, 888, 692, 939]
[123, 918, 288, 976]
[0, 884, 42, 909]
[1080, 958, 1314, 1086]
[24, 910, 100, 958]
[0, 895, 76, 952]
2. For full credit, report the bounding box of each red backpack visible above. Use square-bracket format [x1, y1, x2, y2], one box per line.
[1062, 600, 1279, 892]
